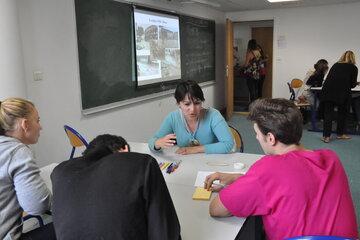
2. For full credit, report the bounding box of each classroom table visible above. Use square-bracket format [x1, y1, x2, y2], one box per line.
[39, 142, 263, 240]
[309, 85, 360, 132]
[129, 142, 262, 185]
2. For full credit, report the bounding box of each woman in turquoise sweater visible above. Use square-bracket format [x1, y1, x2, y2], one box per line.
[149, 80, 234, 155]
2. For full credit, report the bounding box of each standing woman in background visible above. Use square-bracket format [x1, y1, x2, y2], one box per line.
[243, 39, 261, 103]
[321, 51, 359, 143]
[298, 59, 329, 106]
[306, 59, 329, 87]
[257, 43, 268, 98]
[0, 98, 55, 240]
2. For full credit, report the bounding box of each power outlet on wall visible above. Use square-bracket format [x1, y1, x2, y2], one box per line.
[33, 71, 43, 81]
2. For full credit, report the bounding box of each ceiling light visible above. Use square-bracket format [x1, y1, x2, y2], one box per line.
[267, 0, 299, 2]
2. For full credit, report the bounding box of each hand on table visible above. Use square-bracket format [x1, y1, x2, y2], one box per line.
[155, 134, 176, 150]
[204, 172, 242, 192]
[175, 146, 204, 155]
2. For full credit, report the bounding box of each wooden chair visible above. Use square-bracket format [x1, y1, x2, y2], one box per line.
[287, 79, 311, 122]
[64, 125, 88, 159]
[229, 125, 244, 153]
[287, 78, 307, 101]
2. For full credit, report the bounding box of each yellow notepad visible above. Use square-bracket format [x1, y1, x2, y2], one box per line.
[192, 187, 212, 200]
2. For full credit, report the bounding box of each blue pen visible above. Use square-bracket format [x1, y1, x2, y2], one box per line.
[166, 162, 174, 174]
[171, 161, 181, 173]
[169, 162, 177, 174]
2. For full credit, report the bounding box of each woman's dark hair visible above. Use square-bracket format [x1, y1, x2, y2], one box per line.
[314, 59, 328, 75]
[248, 98, 303, 145]
[174, 80, 205, 103]
[247, 39, 258, 51]
[82, 134, 130, 157]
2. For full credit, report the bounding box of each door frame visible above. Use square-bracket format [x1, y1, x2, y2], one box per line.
[226, 18, 275, 117]
[225, 19, 234, 120]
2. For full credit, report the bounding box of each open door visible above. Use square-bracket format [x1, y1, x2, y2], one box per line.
[226, 19, 234, 120]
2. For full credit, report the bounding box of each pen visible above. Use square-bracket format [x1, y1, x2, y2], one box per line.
[171, 160, 182, 173]
[161, 162, 170, 171]
[169, 162, 178, 174]
[166, 163, 174, 174]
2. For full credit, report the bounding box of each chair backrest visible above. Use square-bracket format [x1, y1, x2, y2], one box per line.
[64, 125, 88, 159]
[287, 82, 296, 101]
[286, 236, 356, 240]
[23, 214, 44, 227]
[229, 125, 244, 153]
[288, 79, 304, 101]
[290, 78, 304, 89]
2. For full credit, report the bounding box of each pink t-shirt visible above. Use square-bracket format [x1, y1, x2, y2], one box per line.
[219, 149, 358, 240]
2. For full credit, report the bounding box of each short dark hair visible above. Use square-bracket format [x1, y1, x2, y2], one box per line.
[174, 80, 205, 103]
[82, 134, 130, 157]
[314, 59, 328, 74]
[247, 98, 303, 145]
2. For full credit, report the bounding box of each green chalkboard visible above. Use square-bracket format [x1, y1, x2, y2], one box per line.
[180, 15, 215, 82]
[75, 0, 134, 110]
[75, 0, 215, 111]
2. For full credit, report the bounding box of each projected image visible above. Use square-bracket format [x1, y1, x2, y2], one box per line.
[134, 9, 181, 86]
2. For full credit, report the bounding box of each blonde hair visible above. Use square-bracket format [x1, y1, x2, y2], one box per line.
[338, 50, 356, 64]
[0, 98, 35, 135]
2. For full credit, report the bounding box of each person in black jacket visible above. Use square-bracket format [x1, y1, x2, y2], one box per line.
[321, 51, 359, 143]
[306, 59, 329, 88]
[51, 134, 181, 240]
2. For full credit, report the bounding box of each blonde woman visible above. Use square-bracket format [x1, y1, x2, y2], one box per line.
[0, 98, 55, 240]
[321, 51, 359, 143]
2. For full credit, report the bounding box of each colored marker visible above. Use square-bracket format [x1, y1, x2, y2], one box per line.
[166, 163, 174, 174]
[161, 162, 170, 171]
[171, 160, 182, 173]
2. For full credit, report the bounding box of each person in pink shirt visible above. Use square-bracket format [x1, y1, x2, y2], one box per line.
[204, 98, 358, 240]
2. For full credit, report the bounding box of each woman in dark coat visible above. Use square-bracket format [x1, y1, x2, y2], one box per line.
[321, 50, 359, 143]
[243, 39, 261, 103]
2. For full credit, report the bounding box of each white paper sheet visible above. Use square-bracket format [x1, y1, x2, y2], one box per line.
[194, 170, 246, 187]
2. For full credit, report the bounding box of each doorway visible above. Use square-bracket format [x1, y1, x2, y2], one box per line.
[232, 21, 274, 112]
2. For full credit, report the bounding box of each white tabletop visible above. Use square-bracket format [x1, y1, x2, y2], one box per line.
[311, 85, 360, 91]
[40, 142, 263, 240]
[130, 142, 263, 239]
[129, 142, 263, 186]
[167, 183, 246, 240]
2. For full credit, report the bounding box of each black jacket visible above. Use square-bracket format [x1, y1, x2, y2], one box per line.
[321, 63, 358, 104]
[51, 148, 181, 240]
[306, 73, 324, 87]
